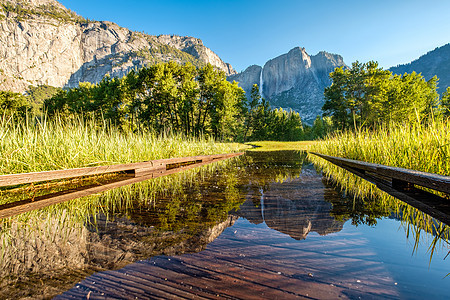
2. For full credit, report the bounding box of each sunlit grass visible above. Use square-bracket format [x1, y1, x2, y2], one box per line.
[0, 115, 248, 175]
[0, 114, 247, 277]
[245, 140, 318, 151]
[308, 119, 450, 256]
[309, 120, 450, 176]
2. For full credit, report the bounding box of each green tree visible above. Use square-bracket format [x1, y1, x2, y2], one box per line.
[0, 91, 30, 118]
[438, 86, 450, 118]
[323, 61, 439, 130]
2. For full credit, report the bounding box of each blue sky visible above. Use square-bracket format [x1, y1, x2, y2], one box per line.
[59, 0, 450, 73]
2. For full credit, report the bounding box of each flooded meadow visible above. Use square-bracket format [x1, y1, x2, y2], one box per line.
[1, 151, 449, 299]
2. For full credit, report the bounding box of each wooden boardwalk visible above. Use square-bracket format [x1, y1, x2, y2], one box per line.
[310, 152, 450, 225]
[0, 153, 242, 188]
[56, 220, 402, 299]
[0, 152, 243, 219]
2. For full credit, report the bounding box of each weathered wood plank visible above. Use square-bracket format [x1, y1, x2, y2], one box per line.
[0, 153, 244, 188]
[310, 152, 450, 195]
[0, 153, 243, 219]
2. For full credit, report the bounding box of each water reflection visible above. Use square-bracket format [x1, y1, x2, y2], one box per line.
[58, 150, 450, 299]
[1, 150, 449, 299]
[234, 165, 345, 240]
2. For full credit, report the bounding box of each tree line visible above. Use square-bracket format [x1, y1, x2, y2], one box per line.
[322, 61, 450, 131]
[3, 60, 449, 141]
[43, 62, 305, 141]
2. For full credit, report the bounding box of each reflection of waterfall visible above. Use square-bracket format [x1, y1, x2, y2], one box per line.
[260, 187, 265, 222]
[259, 68, 264, 99]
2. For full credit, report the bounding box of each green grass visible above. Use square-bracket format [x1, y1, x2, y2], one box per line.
[0, 113, 247, 279]
[0, 115, 247, 265]
[308, 119, 450, 257]
[245, 141, 318, 151]
[0, 115, 247, 175]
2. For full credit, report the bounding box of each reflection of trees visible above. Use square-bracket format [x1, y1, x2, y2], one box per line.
[233, 151, 345, 240]
[237, 151, 307, 203]
[120, 166, 245, 232]
[0, 157, 244, 299]
[321, 175, 450, 263]
[322, 178, 391, 226]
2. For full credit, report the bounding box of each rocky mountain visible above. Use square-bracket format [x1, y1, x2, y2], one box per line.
[389, 43, 450, 93]
[228, 47, 346, 124]
[0, 0, 236, 92]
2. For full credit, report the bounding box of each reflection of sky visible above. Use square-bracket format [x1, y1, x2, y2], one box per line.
[352, 219, 449, 298]
[220, 216, 449, 299]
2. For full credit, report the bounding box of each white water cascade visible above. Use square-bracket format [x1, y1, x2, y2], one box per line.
[259, 68, 264, 99]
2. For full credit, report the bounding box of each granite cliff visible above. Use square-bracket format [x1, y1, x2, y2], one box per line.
[228, 47, 346, 124]
[0, 0, 236, 92]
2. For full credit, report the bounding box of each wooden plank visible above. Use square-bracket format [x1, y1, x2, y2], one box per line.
[310, 152, 450, 195]
[0, 153, 244, 188]
[0, 161, 156, 188]
[0, 153, 243, 219]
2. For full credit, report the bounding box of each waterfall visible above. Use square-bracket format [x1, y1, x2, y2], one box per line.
[259, 68, 264, 99]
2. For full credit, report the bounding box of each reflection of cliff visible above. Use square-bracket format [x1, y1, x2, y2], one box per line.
[0, 213, 237, 299]
[236, 165, 345, 240]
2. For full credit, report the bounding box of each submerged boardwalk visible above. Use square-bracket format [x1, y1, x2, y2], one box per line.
[0, 152, 243, 219]
[310, 152, 450, 225]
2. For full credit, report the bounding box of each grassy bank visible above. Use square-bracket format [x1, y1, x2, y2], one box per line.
[308, 120, 450, 251]
[308, 120, 450, 200]
[0, 116, 248, 175]
[245, 141, 318, 151]
[309, 120, 450, 176]
[0, 115, 248, 283]
[0, 116, 247, 257]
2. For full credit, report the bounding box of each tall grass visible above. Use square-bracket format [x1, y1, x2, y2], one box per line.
[308, 119, 450, 258]
[0, 115, 246, 175]
[309, 119, 450, 176]
[0, 114, 246, 277]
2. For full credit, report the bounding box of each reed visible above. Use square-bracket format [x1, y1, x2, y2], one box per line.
[0, 114, 247, 273]
[0, 115, 246, 175]
[308, 119, 450, 255]
[308, 119, 450, 200]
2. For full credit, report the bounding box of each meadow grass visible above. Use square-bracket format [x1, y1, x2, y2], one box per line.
[245, 140, 318, 151]
[0, 115, 248, 175]
[0, 115, 247, 270]
[309, 120, 450, 176]
[308, 119, 450, 253]
[308, 119, 450, 199]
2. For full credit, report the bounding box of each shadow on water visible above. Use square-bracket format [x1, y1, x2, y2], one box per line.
[0, 150, 449, 299]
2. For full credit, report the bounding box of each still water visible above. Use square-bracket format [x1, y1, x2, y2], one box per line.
[2, 151, 449, 299]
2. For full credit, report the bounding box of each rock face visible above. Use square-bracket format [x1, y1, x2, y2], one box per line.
[0, 0, 236, 92]
[389, 43, 450, 94]
[228, 47, 345, 124]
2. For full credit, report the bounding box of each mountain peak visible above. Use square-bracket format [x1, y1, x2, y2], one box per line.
[228, 46, 346, 124]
